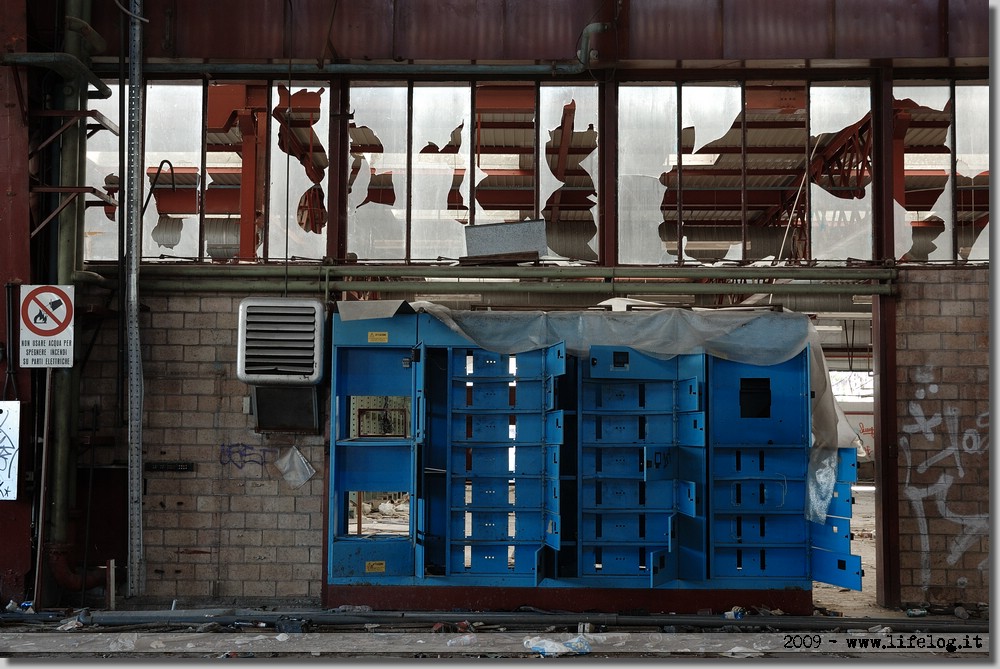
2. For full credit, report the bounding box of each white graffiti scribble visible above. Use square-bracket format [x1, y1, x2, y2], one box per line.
[900, 369, 990, 591]
[0, 405, 18, 499]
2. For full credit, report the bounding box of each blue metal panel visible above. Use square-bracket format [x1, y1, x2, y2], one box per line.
[676, 377, 702, 412]
[836, 446, 859, 483]
[677, 412, 706, 447]
[711, 479, 807, 512]
[329, 539, 415, 578]
[712, 446, 807, 479]
[335, 443, 413, 491]
[579, 414, 676, 444]
[337, 347, 416, 396]
[582, 446, 642, 476]
[643, 446, 676, 481]
[811, 549, 863, 590]
[586, 345, 678, 379]
[333, 312, 418, 346]
[809, 516, 853, 553]
[825, 481, 855, 519]
[712, 547, 809, 578]
[712, 514, 810, 545]
[675, 480, 698, 517]
[580, 380, 676, 411]
[708, 351, 810, 446]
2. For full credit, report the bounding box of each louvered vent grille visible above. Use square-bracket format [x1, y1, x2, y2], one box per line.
[237, 298, 325, 385]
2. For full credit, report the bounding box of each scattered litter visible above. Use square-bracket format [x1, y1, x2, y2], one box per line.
[867, 624, 892, 633]
[586, 632, 630, 646]
[723, 606, 746, 620]
[196, 622, 225, 633]
[523, 635, 591, 656]
[905, 608, 928, 617]
[333, 604, 372, 613]
[275, 617, 309, 633]
[954, 606, 970, 620]
[446, 633, 477, 647]
[5, 600, 19, 612]
[56, 619, 83, 631]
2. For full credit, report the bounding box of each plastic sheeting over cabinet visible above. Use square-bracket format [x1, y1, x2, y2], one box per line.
[327, 305, 861, 592]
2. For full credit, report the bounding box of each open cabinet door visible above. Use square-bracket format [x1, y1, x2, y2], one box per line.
[542, 343, 567, 552]
[412, 343, 428, 578]
[810, 447, 864, 590]
[675, 353, 708, 582]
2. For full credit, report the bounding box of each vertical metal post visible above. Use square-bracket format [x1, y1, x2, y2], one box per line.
[871, 63, 901, 609]
[125, 0, 145, 599]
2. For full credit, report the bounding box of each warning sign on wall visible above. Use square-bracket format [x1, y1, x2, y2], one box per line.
[19, 284, 74, 368]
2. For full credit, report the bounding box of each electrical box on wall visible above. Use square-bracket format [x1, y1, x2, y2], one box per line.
[237, 297, 326, 385]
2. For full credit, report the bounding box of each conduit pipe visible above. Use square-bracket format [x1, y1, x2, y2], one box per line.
[81, 265, 897, 282]
[123, 0, 146, 600]
[130, 278, 893, 297]
[43, 0, 95, 604]
[94, 61, 588, 78]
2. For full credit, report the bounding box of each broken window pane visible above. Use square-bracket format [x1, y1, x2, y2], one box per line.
[743, 82, 808, 263]
[141, 81, 203, 261]
[894, 84, 952, 262]
[955, 83, 989, 261]
[617, 85, 677, 264]
[201, 82, 272, 262]
[474, 83, 536, 226]
[677, 83, 742, 264]
[84, 84, 123, 261]
[410, 85, 470, 261]
[540, 85, 599, 261]
[269, 82, 330, 261]
[347, 84, 408, 261]
[809, 84, 873, 262]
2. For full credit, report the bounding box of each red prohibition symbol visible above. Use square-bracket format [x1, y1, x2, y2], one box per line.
[21, 286, 74, 338]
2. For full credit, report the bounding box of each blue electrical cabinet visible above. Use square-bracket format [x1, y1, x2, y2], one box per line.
[327, 309, 862, 596]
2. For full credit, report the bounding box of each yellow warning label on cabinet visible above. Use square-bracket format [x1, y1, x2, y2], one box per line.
[365, 561, 386, 573]
[368, 331, 389, 343]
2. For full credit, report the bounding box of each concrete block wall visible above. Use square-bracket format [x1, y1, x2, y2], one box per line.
[894, 267, 989, 608]
[73, 270, 990, 609]
[78, 289, 328, 606]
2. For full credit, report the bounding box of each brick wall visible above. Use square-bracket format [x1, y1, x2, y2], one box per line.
[894, 267, 989, 607]
[73, 271, 990, 609]
[78, 289, 327, 606]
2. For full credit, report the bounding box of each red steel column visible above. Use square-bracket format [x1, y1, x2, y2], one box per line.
[0, 3, 36, 604]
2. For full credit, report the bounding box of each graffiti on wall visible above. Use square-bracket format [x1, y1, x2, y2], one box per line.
[900, 366, 989, 590]
[0, 402, 19, 500]
[219, 442, 279, 474]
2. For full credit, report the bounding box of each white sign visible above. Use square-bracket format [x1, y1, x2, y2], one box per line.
[19, 284, 74, 368]
[0, 402, 20, 500]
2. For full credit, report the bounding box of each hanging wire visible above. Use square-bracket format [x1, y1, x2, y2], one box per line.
[283, 0, 294, 297]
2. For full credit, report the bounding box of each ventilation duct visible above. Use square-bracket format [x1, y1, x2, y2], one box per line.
[237, 297, 326, 385]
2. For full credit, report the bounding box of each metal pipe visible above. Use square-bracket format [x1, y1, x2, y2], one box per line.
[31, 369, 53, 607]
[83, 264, 898, 281]
[133, 278, 893, 296]
[93, 61, 587, 78]
[576, 22, 611, 69]
[1, 53, 112, 99]
[50, 0, 90, 560]
[124, 0, 145, 600]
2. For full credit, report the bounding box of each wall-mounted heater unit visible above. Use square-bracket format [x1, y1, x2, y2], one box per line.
[238, 297, 326, 385]
[238, 297, 326, 433]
